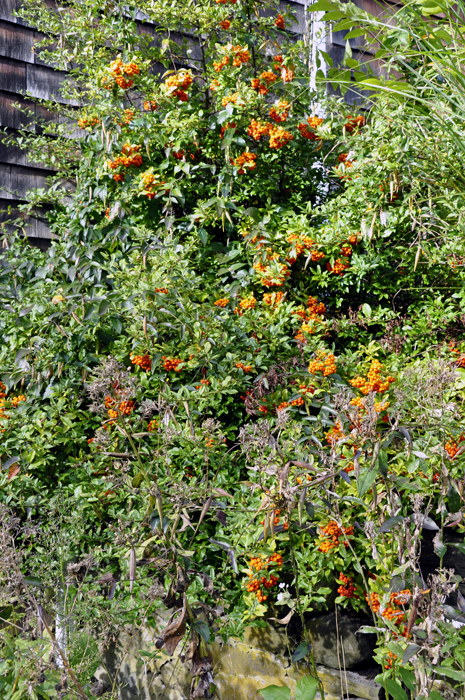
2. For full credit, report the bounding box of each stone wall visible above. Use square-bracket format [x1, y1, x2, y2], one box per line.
[92, 614, 383, 700]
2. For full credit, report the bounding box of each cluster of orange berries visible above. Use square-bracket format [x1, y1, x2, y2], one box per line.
[246, 553, 283, 601]
[148, 419, 158, 432]
[216, 45, 250, 71]
[327, 259, 349, 276]
[236, 362, 253, 372]
[384, 651, 396, 670]
[275, 13, 285, 28]
[234, 150, 257, 174]
[308, 349, 336, 376]
[131, 354, 151, 371]
[154, 287, 168, 294]
[350, 396, 390, 414]
[247, 120, 293, 149]
[290, 396, 304, 407]
[103, 59, 140, 90]
[344, 115, 365, 133]
[205, 437, 215, 448]
[366, 590, 411, 626]
[222, 92, 239, 107]
[276, 401, 289, 411]
[298, 383, 315, 397]
[296, 474, 312, 484]
[144, 100, 157, 111]
[294, 295, 326, 339]
[269, 100, 290, 123]
[341, 245, 352, 257]
[141, 171, 165, 199]
[219, 19, 231, 30]
[165, 72, 193, 96]
[220, 122, 236, 138]
[195, 379, 210, 389]
[286, 233, 314, 263]
[263, 291, 284, 306]
[349, 360, 395, 395]
[239, 296, 256, 310]
[318, 521, 354, 552]
[326, 419, 345, 445]
[445, 434, 464, 458]
[251, 70, 278, 95]
[216, 0, 237, 4]
[78, 116, 100, 129]
[273, 55, 294, 82]
[108, 144, 143, 176]
[297, 115, 324, 140]
[214, 298, 229, 307]
[108, 399, 135, 419]
[10, 395, 26, 408]
[162, 356, 184, 372]
[337, 573, 359, 599]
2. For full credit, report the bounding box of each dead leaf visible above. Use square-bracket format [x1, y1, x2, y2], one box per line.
[268, 609, 294, 625]
[129, 548, 136, 594]
[8, 464, 20, 482]
[156, 594, 187, 655]
[212, 487, 234, 499]
[175, 564, 190, 593]
[215, 509, 226, 525]
[197, 572, 214, 595]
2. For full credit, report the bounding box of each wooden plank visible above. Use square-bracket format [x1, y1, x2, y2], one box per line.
[0, 56, 27, 94]
[0, 19, 35, 63]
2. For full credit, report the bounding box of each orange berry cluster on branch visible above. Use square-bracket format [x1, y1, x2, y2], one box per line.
[326, 419, 345, 446]
[10, 395, 26, 408]
[220, 122, 236, 138]
[131, 354, 151, 371]
[144, 100, 157, 111]
[141, 170, 165, 199]
[196, 379, 210, 389]
[263, 292, 284, 306]
[246, 553, 283, 601]
[222, 92, 239, 107]
[337, 573, 359, 599]
[247, 120, 293, 149]
[214, 298, 229, 307]
[104, 58, 140, 90]
[327, 258, 349, 276]
[445, 434, 464, 458]
[251, 70, 278, 95]
[275, 13, 285, 28]
[298, 116, 323, 140]
[239, 296, 256, 310]
[78, 116, 100, 129]
[308, 349, 336, 376]
[162, 356, 184, 372]
[273, 55, 294, 82]
[108, 144, 143, 172]
[269, 100, 290, 123]
[344, 114, 365, 133]
[319, 521, 353, 552]
[236, 362, 252, 373]
[148, 419, 158, 431]
[154, 287, 168, 294]
[349, 360, 395, 395]
[219, 19, 231, 30]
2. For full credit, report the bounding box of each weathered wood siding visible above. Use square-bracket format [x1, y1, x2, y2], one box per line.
[0, 0, 381, 246]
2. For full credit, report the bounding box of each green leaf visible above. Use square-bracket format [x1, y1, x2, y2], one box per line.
[83, 303, 98, 321]
[24, 576, 42, 587]
[385, 679, 408, 700]
[193, 620, 211, 642]
[397, 667, 415, 691]
[295, 676, 318, 700]
[308, 0, 339, 11]
[98, 300, 110, 315]
[435, 665, 465, 681]
[379, 516, 404, 532]
[292, 642, 312, 662]
[402, 643, 420, 665]
[358, 468, 377, 497]
[258, 685, 291, 700]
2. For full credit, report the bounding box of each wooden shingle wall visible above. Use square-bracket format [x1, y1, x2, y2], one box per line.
[0, 0, 379, 246]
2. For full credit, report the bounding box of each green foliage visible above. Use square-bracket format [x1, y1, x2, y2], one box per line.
[2, 0, 465, 698]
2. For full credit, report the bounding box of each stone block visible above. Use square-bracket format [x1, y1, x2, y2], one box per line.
[306, 613, 376, 669]
[241, 623, 289, 657]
